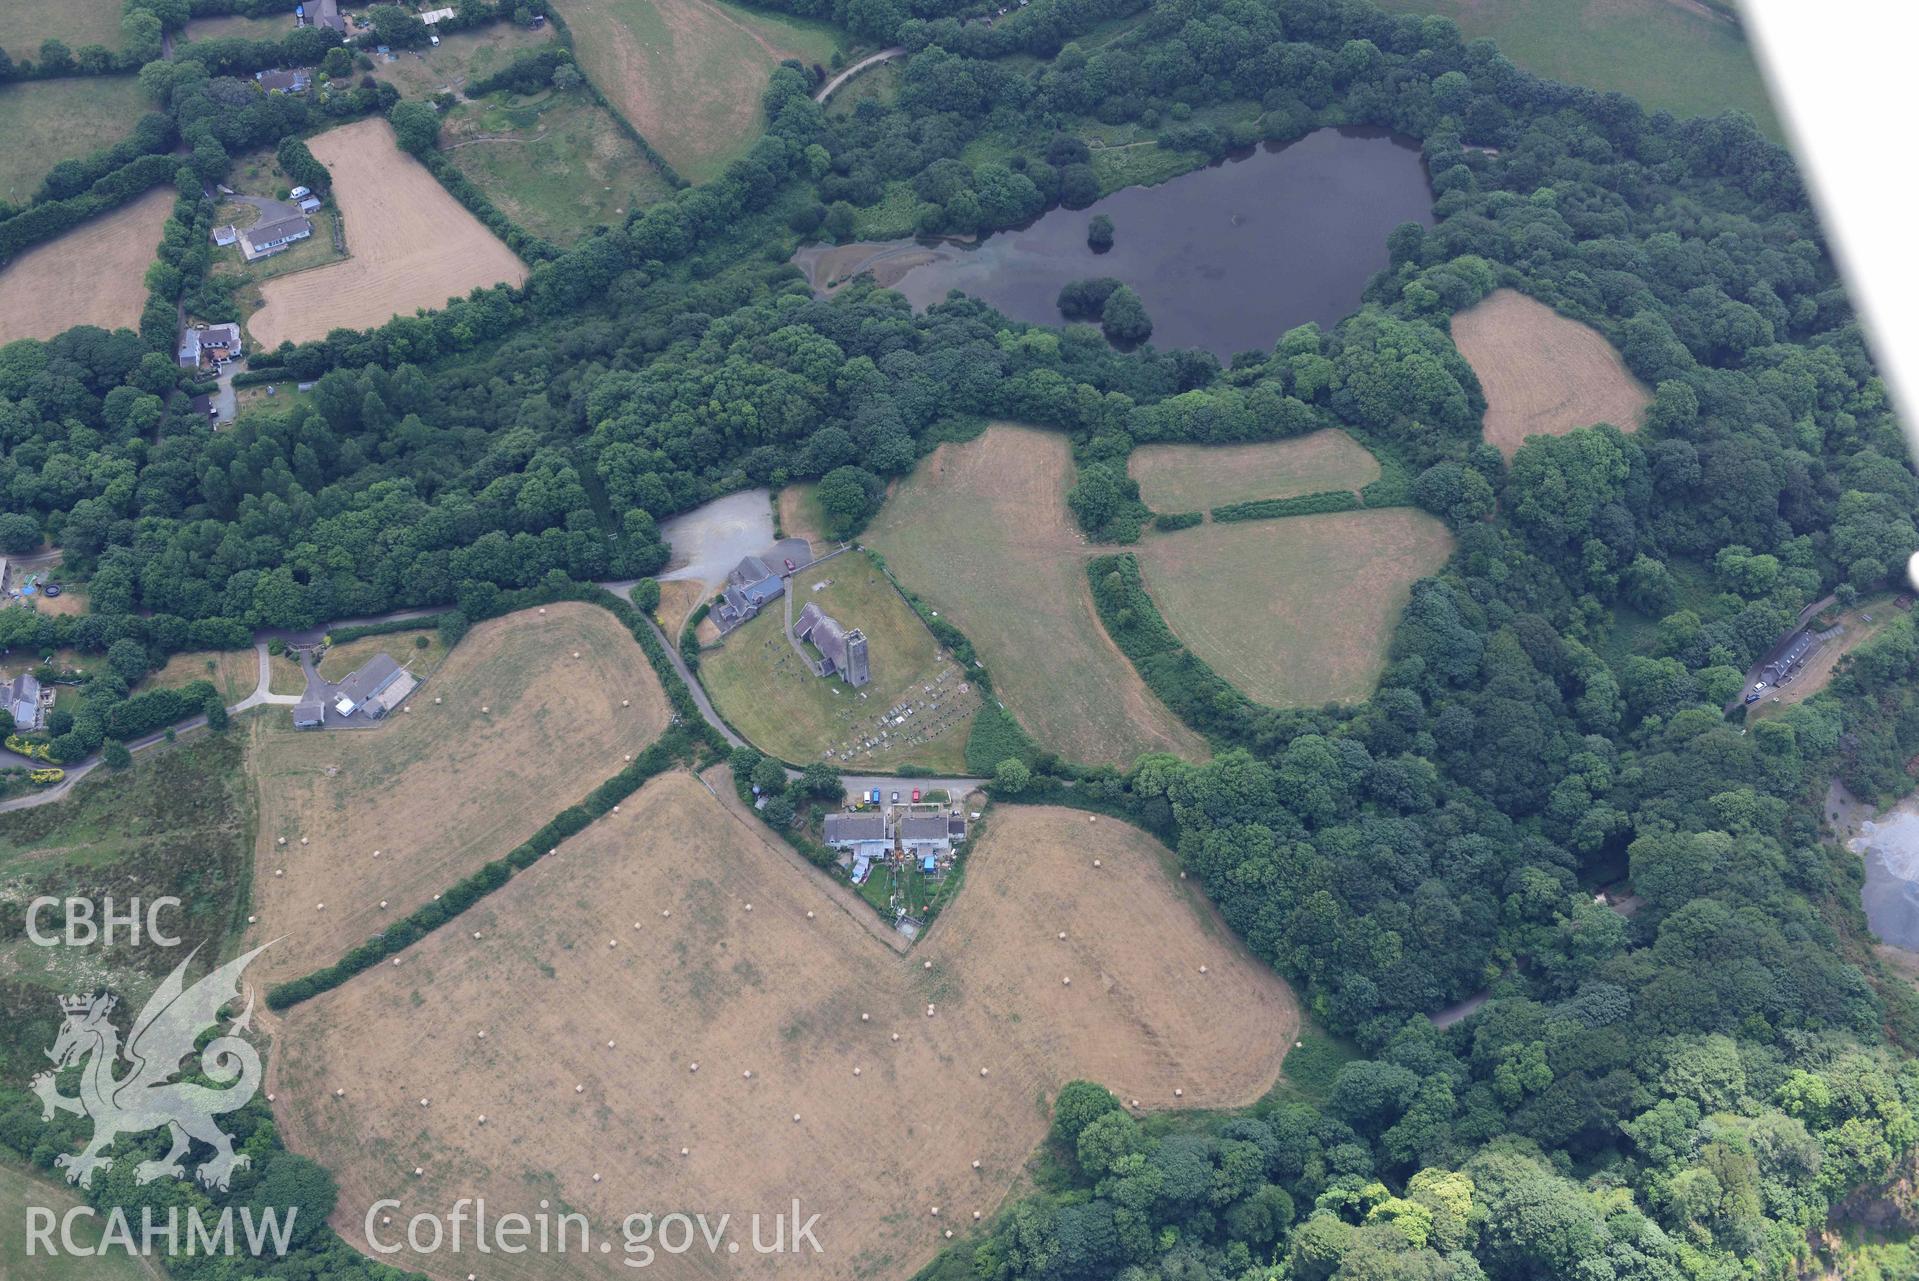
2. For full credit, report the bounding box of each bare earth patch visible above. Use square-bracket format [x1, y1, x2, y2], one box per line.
[247, 118, 528, 350]
[270, 777, 1295, 1281]
[0, 187, 172, 343]
[1451, 288, 1650, 458]
[866, 423, 1207, 766]
[1130, 430, 1382, 513]
[243, 603, 667, 983]
[1137, 510, 1456, 707]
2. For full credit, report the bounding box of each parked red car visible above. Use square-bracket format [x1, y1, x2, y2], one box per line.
[911, 788, 921, 803]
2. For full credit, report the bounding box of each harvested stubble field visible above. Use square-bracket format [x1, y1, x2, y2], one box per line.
[0, 1160, 157, 1281]
[0, 186, 172, 343]
[1129, 429, 1381, 514]
[1452, 288, 1650, 459]
[243, 603, 668, 983]
[701, 551, 978, 771]
[247, 118, 528, 350]
[1137, 510, 1455, 708]
[551, 0, 840, 183]
[0, 76, 150, 205]
[270, 776, 1295, 1281]
[866, 424, 1207, 766]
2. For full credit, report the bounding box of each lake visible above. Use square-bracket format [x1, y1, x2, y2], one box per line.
[794, 127, 1435, 357]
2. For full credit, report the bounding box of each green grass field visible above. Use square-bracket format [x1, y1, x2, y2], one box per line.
[446, 88, 673, 244]
[182, 10, 292, 42]
[0, 1161, 161, 1281]
[1135, 509, 1455, 708]
[367, 20, 559, 98]
[1130, 431, 1382, 514]
[1375, 0, 1780, 139]
[700, 550, 978, 770]
[0, 0, 127, 60]
[0, 77, 151, 205]
[552, 0, 842, 182]
[0, 735, 253, 1102]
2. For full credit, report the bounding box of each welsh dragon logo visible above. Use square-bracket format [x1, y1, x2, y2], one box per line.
[32, 942, 271, 1191]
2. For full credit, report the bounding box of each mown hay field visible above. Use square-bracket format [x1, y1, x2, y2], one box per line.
[247, 118, 528, 350]
[701, 551, 977, 771]
[270, 776, 1296, 1281]
[1137, 510, 1455, 708]
[1129, 429, 1381, 513]
[244, 603, 668, 983]
[0, 76, 151, 204]
[551, 0, 841, 183]
[1451, 288, 1650, 458]
[0, 186, 171, 343]
[865, 423, 1208, 766]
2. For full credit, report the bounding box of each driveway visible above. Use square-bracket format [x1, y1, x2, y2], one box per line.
[814, 47, 904, 103]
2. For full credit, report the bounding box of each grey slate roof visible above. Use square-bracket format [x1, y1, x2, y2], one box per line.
[824, 812, 888, 844]
[898, 816, 949, 843]
[334, 653, 403, 708]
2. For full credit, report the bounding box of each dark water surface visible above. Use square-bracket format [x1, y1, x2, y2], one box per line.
[812, 127, 1435, 357]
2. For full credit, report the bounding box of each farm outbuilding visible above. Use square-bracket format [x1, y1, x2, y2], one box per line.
[293, 700, 326, 728]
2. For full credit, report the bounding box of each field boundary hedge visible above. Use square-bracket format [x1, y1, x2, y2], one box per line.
[266, 577, 719, 1010]
[1086, 553, 1253, 741]
[1210, 489, 1359, 522]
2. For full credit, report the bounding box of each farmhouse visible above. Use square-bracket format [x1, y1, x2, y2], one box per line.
[240, 216, 313, 261]
[314, 0, 345, 32]
[177, 322, 243, 369]
[254, 68, 312, 94]
[2, 672, 47, 731]
[713, 555, 784, 633]
[330, 653, 419, 721]
[793, 601, 870, 687]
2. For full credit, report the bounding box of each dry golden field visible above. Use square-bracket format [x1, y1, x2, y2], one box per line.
[1137, 510, 1456, 707]
[1451, 288, 1650, 458]
[244, 603, 667, 983]
[866, 424, 1208, 766]
[0, 187, 172, 343]
[270, 777, 1295, 1281]
[247, 119, 527, 349]
[1129, 430, 1381, 513]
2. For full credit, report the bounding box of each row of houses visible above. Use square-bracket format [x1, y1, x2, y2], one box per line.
[825, 808, 968, 884]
